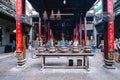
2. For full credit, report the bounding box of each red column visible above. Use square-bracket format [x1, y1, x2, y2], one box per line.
[16, 0, 25, 66]
[103, 0, 114, 60]
[79, 18, 82, 45]
[105, 0, 115, 60]
[16, 0, 25, 52]
[84, 17, 87, 46]
[75, 23, 78, 41]
[103, 0, 115, 69]
[107, 0, 114, 53]
[38, 18, 41, 41]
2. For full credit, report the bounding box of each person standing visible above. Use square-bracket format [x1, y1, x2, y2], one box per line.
[114, 38, 119, 62]
[46, 40, 51, 47]
[99, 40, 104, 52]
[60, 39, 65, 46]
[90, 40, 96, 52]
[12, 40, 16, 52]
[117, 38, 120, 62]
[99, 40, 104, 59]
[65, 40, 69, 47]
[28, 42, 32, 52]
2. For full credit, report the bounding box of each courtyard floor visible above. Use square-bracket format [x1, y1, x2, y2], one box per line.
[0, 50, 120, 80]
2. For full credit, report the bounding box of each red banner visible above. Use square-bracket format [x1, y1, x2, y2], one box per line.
[50, 29, 52, 37]
[38, 18, 41, 41]
[44, 21, 46, 43]
[48, 24, 50, 41]
[16, 0, 23, 52]
[107, 0, 114, 51]
[84, 17, 87, 46]
[75, 23, 78, 41]
[79, 18, 82, 45]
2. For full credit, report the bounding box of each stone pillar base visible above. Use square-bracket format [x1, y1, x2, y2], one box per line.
[16, 52, 26, 66]
[103, 59, 115, 69]
[17, 59, 26, 66]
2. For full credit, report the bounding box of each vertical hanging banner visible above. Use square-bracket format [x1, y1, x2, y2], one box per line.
[48, 23, 50, 41]
[107, 0, 114, 51]
[50, 29, 53, 39]
[84, 17, 87, 46]
[75, 23, 78, 41]
[16, 0, 23, 52]
[44, 20, 46, 43]
[79, 18, 82, 45]
[80, 19, 82, 45]
[38, 18, 41, 41]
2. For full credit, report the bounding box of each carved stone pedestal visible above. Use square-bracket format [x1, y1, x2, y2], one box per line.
[103, 59, 115, 69]
[104, 51, 115, 69]
[16, 52, 25, 66]
[17, 59, 25, 66]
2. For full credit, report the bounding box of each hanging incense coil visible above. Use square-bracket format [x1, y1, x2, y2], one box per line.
[56, 10, 61, 20]
[50, 10, 55, 20]
[43, 10, 48, 20]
